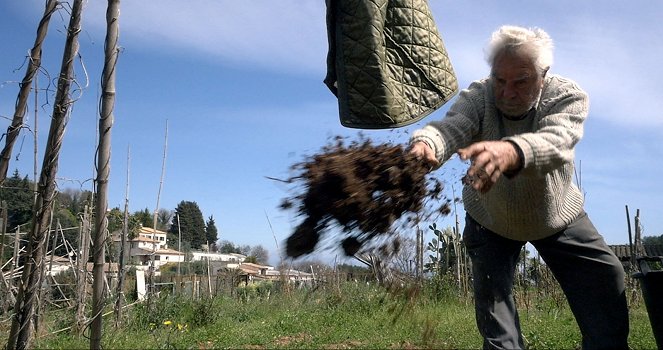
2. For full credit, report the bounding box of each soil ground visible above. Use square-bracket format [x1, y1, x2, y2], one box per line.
[279, 136, 450, 258]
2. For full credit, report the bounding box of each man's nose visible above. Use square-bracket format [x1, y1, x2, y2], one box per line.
[502, 84, 518, 99]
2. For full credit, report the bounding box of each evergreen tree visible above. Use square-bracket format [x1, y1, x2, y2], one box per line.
[107, 207, 141, 239]
[133, 208, 153, 228]
[218, 239, 239, 254]
[156, 208, 173, 231]
[107, 207, 124, 234]
[169, 201, 206, 249]
[57, 188, 92, 215]
[0, 170, 34, 230]
[643, 234, 663, 245]
[205, 215, 219, 251]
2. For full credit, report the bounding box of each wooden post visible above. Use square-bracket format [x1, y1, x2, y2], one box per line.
[0, 1, 58, 186]
[75, 206, 91, 334]
[625, 205, 635, 270]
[634, 209, 644, 258]
[9, 225, 22, 297]
[0, 201, 7, 267]
[415, 227, 420, 280]
[148, 121, 168, 303]
[115, 146, 130, 326]
[12, 226, 21, 273]
[90, 1, 120, 346]
[177, 213, 181, 275]
[0, 201, 11, 314]
[7, 0, 84, 347]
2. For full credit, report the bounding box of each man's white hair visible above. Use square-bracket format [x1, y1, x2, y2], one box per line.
[485, 25, 554, 74]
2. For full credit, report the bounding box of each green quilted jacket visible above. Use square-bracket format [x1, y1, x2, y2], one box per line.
[324, 0, 458, 129]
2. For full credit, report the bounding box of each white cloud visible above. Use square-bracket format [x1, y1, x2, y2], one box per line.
[22, 0, 660, 129]
[554, 18, 663, 128]
[82, 1, 329, 75]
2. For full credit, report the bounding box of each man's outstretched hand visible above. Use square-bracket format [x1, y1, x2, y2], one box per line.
[409, 141, 440, 170]
[457, 141, 521, 193]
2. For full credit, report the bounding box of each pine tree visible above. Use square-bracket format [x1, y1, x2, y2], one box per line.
[133, 208, 153, 228]
[0, 170, 34, 230]
[156, 208, 173, 231]
[169, 201, 206, 249]
[218, 240, 239, 254]
[205, 215, 219, 251]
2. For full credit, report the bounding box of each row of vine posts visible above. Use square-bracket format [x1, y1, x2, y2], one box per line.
[0, 1, 121, 349]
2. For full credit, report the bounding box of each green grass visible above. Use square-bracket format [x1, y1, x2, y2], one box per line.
[26, 282, 659, 349]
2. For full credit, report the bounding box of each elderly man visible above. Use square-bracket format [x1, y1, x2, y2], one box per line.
[410, 25, 629, 349]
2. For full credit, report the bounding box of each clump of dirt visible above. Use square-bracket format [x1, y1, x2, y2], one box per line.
[278, 135, 450, 258]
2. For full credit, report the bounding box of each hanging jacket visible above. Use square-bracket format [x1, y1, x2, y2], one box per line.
[324, 0, 458, 129]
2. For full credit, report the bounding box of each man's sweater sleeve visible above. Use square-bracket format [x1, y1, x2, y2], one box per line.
[411, 81, 485, 165]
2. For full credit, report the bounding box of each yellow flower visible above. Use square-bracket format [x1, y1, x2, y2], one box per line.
[163, 320, 172, 326]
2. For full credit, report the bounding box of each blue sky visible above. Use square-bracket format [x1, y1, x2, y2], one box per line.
[1, 1, 661, 265]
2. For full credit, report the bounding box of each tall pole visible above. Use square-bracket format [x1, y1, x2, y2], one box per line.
[90, 0, 120, 347]
[115, 146, 130, 326]
[149, 120, 168, 300]
[7, 0, 84, 347]
[33, 76, 39, 195]
[625, 205, 635, 270]
[0, 0, 58, 186]
[177, 213, 181, 275]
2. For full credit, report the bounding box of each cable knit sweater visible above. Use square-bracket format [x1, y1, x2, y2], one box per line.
[411, 74, 588, 241]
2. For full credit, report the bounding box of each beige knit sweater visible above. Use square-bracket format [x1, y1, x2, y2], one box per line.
[411, 74, 588, 241]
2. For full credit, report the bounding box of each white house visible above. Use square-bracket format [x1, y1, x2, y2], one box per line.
[112, 227, 184, 267]
[190, 252, 246, 269]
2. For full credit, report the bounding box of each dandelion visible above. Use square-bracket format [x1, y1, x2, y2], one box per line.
[163, 320, 173, 326]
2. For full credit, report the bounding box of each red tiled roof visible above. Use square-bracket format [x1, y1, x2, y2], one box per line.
[138, 227, 167, 235]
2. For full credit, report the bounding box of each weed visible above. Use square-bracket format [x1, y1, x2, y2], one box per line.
[148, 319, 189, 349]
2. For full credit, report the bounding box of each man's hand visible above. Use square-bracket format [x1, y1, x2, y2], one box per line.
[409, 141, 440, 170]
[457, 141, 521, 193]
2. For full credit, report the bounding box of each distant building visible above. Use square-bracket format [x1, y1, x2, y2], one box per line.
[190, 251, 246, 269]
[44, 255, 74, 276]
[112, 226, 184, 267]
[231, 262, 314, 286]
[238, 262, 275, 277]
[609, 244, 663, 271]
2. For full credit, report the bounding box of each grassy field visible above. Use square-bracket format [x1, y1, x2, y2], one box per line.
[25, 281, 658, 349]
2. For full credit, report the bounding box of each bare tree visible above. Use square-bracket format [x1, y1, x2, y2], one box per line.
[0, 0, 59, 186]
[7, 1, 84, 348]
[249, 245, 270, 265]
[389, 236, 418, 275]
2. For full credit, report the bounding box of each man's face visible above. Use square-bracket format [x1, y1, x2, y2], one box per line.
[491, 52, 544, 117]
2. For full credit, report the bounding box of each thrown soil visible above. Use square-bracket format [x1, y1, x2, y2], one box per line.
[278, 136, 450, 258]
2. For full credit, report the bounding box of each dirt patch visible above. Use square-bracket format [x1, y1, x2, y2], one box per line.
[278, 135, 450, 259]
[273, 332, 313, 347]
[322, 340, 366, 349]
